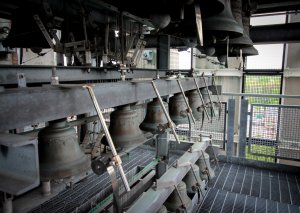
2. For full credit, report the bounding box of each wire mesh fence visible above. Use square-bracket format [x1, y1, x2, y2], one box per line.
[248, 104, 300, 161]
[174, 102, 227, 148]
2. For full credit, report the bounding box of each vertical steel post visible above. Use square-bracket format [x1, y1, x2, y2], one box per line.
[157, 35, 170, 70]
[226, 99, 235, 157]
[238, 99, 248, 158]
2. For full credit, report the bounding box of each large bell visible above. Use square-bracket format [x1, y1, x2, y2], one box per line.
[140, 98, 168, 133]
[169, 93, 189, 126]
[131, 102, 147, 124]
[183, 165, 205, 194]
[232, 13, 258, 57]
[203, 0, 243, 40]
[228, 0, 253, 47]
[187, 90, 204, 121]
[38, 119, 90, 181]
[164, 181, 192, 212]
[196, 152, 215, 181]
[109, 105, 146, 149]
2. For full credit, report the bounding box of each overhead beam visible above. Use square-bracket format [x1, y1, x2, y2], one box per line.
[250, 22, 300, 44]
[0, 77, 212, 131]
[0, 65, 181, 85]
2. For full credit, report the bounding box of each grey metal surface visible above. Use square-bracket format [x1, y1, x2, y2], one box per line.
[198, 161, 300, 212]
[157, 35, 170, 70]
[0, 77, 212, 132]
[0, 133, 40, 195]
[127, 141, 209, 213]
[226, 99, 235, 157]
[238, 99, 248, 158]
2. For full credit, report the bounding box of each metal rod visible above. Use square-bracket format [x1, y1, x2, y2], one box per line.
[201, 73, 216, 117]
[176, 79, 196, 124]
[83, 85, 130, 192]
[174, 185, 188, 213]
[212, 74, 222, 105]
[151, 81, 181, 144]
[193, 77, 210, 120]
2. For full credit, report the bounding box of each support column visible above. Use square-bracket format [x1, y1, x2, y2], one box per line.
[157, 35, 170, 70]
[238, 99, 248, 158]
[226, 99, 235, 157]
[156, 132, 169, 178]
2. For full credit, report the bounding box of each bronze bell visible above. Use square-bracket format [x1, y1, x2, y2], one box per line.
[227, 0, 253, 47]
[38, 119, 90, 181]
[140, 98, 168, 133]
[203, 0, 243, 40]
[232, 13, 258, 57]
[183, 164, 205, 194]
[164, 181, 192, 212]
[109, 105, 146, 149]
[169, 93, 189, 126]
[131, 102, 147, 124]
[197, 152, 215, 181]
[187, 90, 204, 121]
[156, 205, 167, 213]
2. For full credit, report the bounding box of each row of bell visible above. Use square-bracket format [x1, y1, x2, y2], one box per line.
[158, 154, 215, 212]
[101, 88, 212, 149]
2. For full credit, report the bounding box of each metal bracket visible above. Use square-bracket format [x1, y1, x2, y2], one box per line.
[151, 81, 181, 144]
[176, 79, 196, 124]
[83, 85, 130, 192]
[107, 165, 121, 213]
[193, 77, 210, 120]
[201, 73, 216, 117]
[194, 3, 204, 46]
[33, 15, 55, 49]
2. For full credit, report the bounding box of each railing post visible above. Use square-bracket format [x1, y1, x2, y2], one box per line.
[226, 99, 235, 157]
[238, 99, 248, 158]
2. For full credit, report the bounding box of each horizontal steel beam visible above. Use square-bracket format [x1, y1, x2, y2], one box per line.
[222, 92, 300, 99]
[250, 23, 300, 44]
[0, 65, 183, 85]
[0, 77, 212, 131]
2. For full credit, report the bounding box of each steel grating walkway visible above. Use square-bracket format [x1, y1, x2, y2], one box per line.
[28, 147, 180, 213]
[198, 162, 300, 213]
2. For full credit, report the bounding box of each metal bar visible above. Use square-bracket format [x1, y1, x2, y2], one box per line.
[238, 99, 248, 158]
[177, 79, 196, 124]
[194, 3, 203, 46]
[83, 85, 130, 192]
[212, 74, 222, 105]
[226, 99, 235, 157]
[0, 66, 171, 85]
[202, 73, 216, 116]
[0, 78, 212, 131]
[222, 93, 300, 99]
[157, 35, 170, 70]
[151, 81, 181, 144]
[193, 77, 210, 120]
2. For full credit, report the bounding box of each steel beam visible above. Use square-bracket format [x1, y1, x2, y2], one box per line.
[0, 77, 212, 131]
[0, 65, 175, 85]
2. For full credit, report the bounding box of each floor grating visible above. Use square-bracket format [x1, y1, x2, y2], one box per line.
[198, 162, 300, 213]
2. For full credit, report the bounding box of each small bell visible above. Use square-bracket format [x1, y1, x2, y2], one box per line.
[183, 165, 205, 194]
[164, 181, 192, 212]
[140, 98, 168, 133]
[169, 93, 189, 125]
[197, 152, 215, 181]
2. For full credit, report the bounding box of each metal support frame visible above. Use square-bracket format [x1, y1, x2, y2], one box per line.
[226, 99, 235, 157]
[127, 140, 209, 213]
[0, 77, 212, 131]
[157, 35, 170, 70]
[238, 99, 248, 158]
[156, 132, 169, 178]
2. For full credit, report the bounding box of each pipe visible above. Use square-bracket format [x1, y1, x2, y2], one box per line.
[250, 22, 300, 44]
